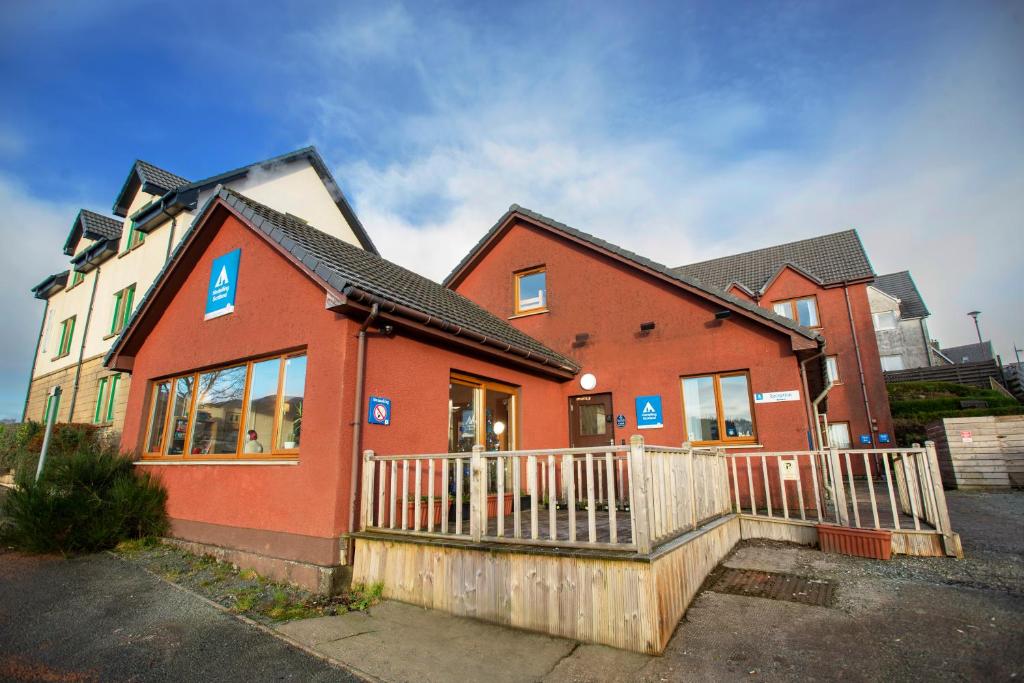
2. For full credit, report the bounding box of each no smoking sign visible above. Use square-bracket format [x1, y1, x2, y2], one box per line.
[368, 396, 391, 426]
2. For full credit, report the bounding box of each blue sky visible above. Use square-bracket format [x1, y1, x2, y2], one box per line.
[0, 0, 1021, 419]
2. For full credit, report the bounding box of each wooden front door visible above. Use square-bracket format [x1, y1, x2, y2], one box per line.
[569, 393, 615, 448]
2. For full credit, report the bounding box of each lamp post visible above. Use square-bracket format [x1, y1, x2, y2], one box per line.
[967, 311, 983, 346]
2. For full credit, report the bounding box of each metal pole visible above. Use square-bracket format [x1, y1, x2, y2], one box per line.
[36, 386, 61, 482]
[968, 311, 983, 346]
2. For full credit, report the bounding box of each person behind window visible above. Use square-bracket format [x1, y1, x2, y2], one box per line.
[244, 429, 264, 454]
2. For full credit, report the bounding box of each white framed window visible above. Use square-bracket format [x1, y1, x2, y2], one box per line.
[873, 311, 898, 331]
[828, 422, 852, 449]
[880, 354, 905, 372]
[825, 356, 840, 384]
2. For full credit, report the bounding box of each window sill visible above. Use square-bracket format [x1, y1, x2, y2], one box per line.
[119, 241, 145, 258]
[134, 458, 299, 466]
[103, 332, 119, 341]
[51, 354, 71, 362]
[509, 308, 549, 320]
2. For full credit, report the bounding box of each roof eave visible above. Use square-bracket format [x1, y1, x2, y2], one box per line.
[31, 271, 70, 299]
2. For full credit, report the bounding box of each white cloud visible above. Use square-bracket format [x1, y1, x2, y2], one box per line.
[0, 174, 79, 419]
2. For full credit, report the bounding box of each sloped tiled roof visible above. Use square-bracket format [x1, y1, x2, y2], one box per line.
[673, 230, 875, 294]
[108, 189, 577, 374]
[445, 204, 821, 344]
[873, 271, 929, 318]
[940, 341, 995, 365]
[135, 160, 190, 194]
[62, 209, 124, 256]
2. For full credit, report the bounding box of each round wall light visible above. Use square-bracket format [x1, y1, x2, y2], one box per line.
[580, 373, 597, 391]
[493, 421, 506, 436]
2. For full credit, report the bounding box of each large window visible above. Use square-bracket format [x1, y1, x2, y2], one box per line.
[110, 284, 136, 335]
[56, 316, 76, 358]
[514, 267, 547, 314]
[772, 296, 819, 328]
[143, 351, 306, 459]
[681, 372, 756, 445]
[448, 374, 517, 453]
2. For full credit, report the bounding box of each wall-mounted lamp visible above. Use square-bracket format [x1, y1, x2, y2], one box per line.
[714, 310, 732, 320]
[639, 321, 656, 332]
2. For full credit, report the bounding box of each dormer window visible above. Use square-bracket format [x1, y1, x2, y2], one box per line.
[514, 267, 547, 315]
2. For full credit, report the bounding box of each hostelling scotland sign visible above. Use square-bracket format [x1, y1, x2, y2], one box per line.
[205, 249, 241, 320]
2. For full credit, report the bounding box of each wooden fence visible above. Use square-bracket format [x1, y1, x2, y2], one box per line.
[883, 359, 1006, 389]
[359, 436, 732, 554]
[724, 443, 958, 547]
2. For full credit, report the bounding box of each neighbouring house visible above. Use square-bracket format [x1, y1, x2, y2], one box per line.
[941, 341, 997, 365]
[673, 230, 895, 451]
[25, 147, 376, 434]
[868, 270, 949, 371]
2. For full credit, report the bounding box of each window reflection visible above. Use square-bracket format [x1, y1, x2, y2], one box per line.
[189, 365, 247, 455]
[277, 355, 306, 450]
[166, 376, 194, 455]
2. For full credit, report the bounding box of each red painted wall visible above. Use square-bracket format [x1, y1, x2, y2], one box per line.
[758, 268, 893, 446]
[450, 219, 816, 452]
[121, 214, 355, 544]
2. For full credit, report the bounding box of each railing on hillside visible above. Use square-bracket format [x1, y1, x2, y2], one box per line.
[359, 436, 732, 554]
[723, 443, 955, 539]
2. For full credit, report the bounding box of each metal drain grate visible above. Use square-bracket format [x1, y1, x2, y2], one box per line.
[710, 568, 835, 607]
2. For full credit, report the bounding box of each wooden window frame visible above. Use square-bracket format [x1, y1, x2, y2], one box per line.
[55, 316, 76, 359]
[513, 266, 548, 316]
[679, 370, 758, 446]
[141, 350, 306, 461]
[771, 295, 821, 329]
[449, 372, 520, 452]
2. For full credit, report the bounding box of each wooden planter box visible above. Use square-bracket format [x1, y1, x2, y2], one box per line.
[817, 524, 892, 560]
[486, 493, 515, 518]
[405, 499, 446, 528]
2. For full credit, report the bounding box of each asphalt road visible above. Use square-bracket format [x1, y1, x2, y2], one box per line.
[0, 548, 359, 682]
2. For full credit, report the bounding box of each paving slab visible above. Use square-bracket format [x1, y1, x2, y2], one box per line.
[278, 600, 578, 683]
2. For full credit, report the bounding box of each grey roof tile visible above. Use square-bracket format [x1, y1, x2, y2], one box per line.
[940, 341, 995, 364]
[673, 230, 875, 293]
[135, 160, 190, 194]
[873, 271, 930, 318]
[62, 209, 124, 255]
[215, 190, 578, 371]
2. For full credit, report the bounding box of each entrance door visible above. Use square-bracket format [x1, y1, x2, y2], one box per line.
[569, 393, 615, 448]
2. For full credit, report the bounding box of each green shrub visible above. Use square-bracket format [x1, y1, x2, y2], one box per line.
[887, 381, 1024, 446]
[0, 446, 167, 554]
[0, 421, 43, 470]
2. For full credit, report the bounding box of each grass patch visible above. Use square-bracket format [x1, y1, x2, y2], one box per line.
[887, 381, 1024, 445]
[114, 542, 384, 624]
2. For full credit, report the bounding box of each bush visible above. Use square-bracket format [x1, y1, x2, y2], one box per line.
[0, 446, 167, 554]
[887, 381, 1024, 446]
[0, 422, 106, 475]
[0, 421, 43, 470]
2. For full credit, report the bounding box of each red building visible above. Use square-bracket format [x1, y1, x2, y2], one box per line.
[674, 229, 894, 451]
[110, 196, 837, 588]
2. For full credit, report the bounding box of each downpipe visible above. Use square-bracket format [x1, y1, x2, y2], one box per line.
[346, 303, 379, 565]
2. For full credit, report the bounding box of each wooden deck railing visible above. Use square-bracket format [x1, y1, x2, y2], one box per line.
[723, 442, 956, 540]
[358, 436, 733, 554]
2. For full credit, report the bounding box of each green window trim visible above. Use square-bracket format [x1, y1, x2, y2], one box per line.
[106, 374, 120, 422]
[125, 221, 145, 251]
[110, 284, 136, 335]
[57, 316, 76, 357]
[94, 378, 108, 423]
[70, 271, 84, 287]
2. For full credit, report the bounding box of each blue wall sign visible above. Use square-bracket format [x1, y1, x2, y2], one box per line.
[368, 396, 391, 425]
[878, 433, 891, 444]
[615, 414, 626, 428]
[205, 249, 241, 320]
[859, 434, 872, 445]
[635, 395, 663, 429]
